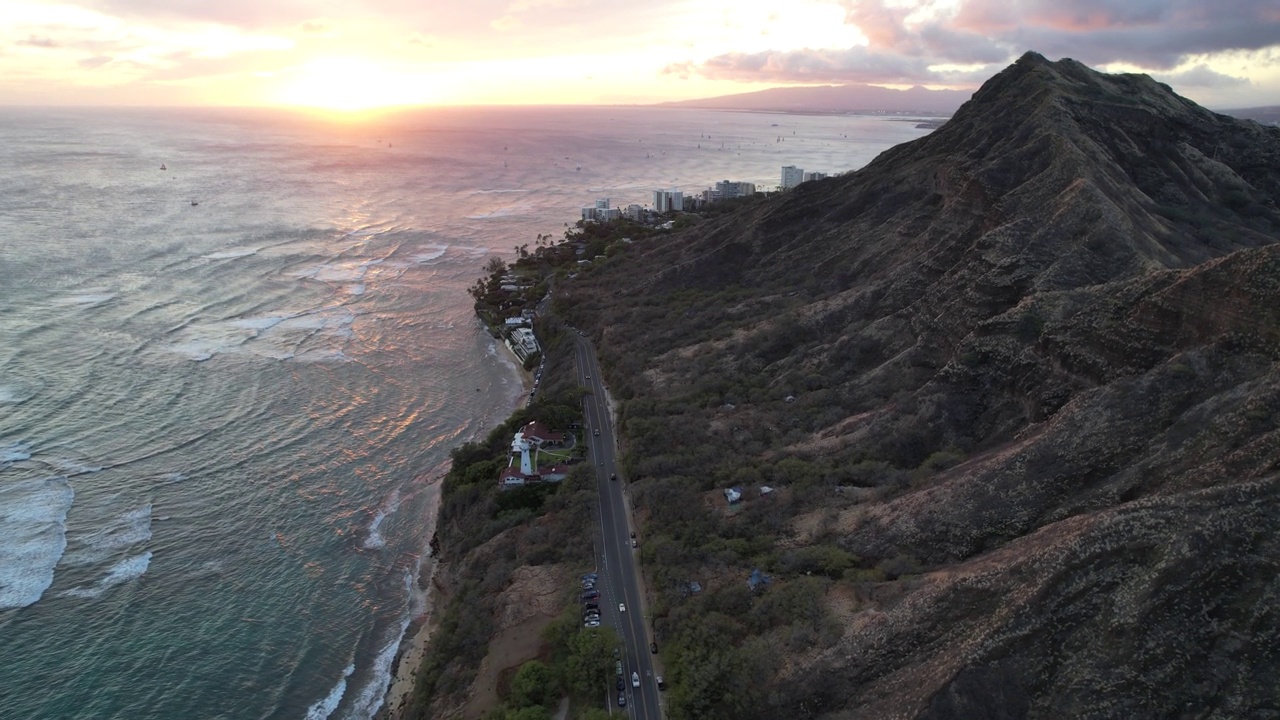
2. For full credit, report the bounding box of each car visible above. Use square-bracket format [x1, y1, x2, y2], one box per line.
[629, 531, 635, 538]
[610, 473, 617, 481]
[581, 572, 597, 581]
[617, 692, 626, 707]
[584, 610, 600, 620]
[632, 671, 640, 688]
[585, 620, 600, 628]
[616, 677, 625, 691]
[631, 539, 638, 548]
[650, 642, 658, 654]
[594, 429, 600, 436]
[585, 374, 590, 379]
[656, 676, 665, 691]
[582, 591, 599, 601]
[618, 603, 626, 613]
[584, 602, 599, 611]
[613, 647, 621, 660]
[615, 661, 623, 676]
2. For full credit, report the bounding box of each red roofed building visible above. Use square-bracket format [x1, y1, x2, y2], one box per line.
[520, 421, 565, 447]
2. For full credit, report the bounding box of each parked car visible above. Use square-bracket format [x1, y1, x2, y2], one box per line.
[584, 619, 601, 628]
[615, 661, 623, 676]
[618, 603, 626, 613]
[584, 602, 599, 611]
[581, 572, 597, 581]
[610, 473, 617, 481]
[632, 672, 640, 688]
[650, 642, 658, 654]
[582, 590, 599, 600]
[616, 677, 624, 691]
[656, 676, 665, 691]
[617, 692, 626, 707]
[594, 429, 600, 436]
[629, 531, 635, 538]
[631, 539, 638, 548]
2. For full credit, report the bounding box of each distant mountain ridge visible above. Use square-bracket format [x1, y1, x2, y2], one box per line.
[659, 83, 971, 114]
[563, 51, 1280, 718]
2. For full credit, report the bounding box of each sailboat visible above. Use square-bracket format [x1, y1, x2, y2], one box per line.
[160, 163, 167, 170]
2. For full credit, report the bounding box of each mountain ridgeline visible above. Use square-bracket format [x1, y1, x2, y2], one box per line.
[557, 53, 1280, 718]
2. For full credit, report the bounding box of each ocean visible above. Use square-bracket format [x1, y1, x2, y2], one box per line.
[0, 105, 931, 720]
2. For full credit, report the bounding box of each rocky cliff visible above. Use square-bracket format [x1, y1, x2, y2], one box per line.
[558, 52, 1280, 719]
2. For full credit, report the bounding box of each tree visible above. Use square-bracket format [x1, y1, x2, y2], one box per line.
[509, 660, 558, 710]
[485, 256, 507, 275]
[563, 626, 620, 698]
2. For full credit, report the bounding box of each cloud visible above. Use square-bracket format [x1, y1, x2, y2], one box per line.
[1155, 64, 1252, 88]
[78, 55, 112, 69]
[297, 18, 337, 36]
[490, 14, 522, 32]
[683, 0, 1280, 86]
[16, 35, 58, 48]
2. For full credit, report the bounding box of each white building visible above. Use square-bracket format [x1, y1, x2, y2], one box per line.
[506, 327, 540, 363]
[781, 166, 804, 190]
[581, 198, 621, 223]
[624, 204, 645, 221]
[803, 171, 828, 182]
[653, 189, 684, 213]
[715, 180, 756, 199]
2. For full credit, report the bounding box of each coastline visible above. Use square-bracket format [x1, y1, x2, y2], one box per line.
[380, 331, 535, 719]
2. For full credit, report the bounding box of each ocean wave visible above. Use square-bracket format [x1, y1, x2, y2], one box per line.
[2, 441, 33, 466]
[0, 477, 75, 610]
[59, 551, 152, 600]
[362, 488, 402, 550]
[201, 248, 260, 259]
[0, 384, 35, 404]
[304, 663, 354, 720]
[42, 458, 104, 476]
[345, 621, 407, 720]
[411, 245, 449, 264]
[61, 503, 153, 566]
[51, 292, 116, 307]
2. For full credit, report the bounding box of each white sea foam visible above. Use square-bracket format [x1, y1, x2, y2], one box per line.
[42, 458, 104, 476]
[346, 624, 406, 720]
[412, 245, 449, 263]
[229, 315, 287, 331]
[2, 441, 33, 465]
[60, 551, 152, 599]
[362, 489, 402, 550]
[304, 663, 355, 720]
[202, 248, 259, 259]
[62, 503, 152, 566]
[52, 292, 116, 307]
[0, 477, 75, 610]
[0, 385, 30, 403]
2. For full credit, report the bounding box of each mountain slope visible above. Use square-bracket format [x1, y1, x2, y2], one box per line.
[558, 52, 1280, 719]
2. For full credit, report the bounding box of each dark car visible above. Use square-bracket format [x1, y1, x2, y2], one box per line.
[594, 429, 600, 436]
[657, 676, 665, 691]
[584, 602, 599, 611]
[617, 692, 626, 707]
[616, 677, 625, 691]
[610, 473, 617, 481]
[581, 590, 599, 600]
[629, 531, 635, 538]
[650, 642, 658, 654]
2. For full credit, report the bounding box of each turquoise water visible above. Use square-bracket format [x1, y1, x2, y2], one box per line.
[0, 106, 930, 719]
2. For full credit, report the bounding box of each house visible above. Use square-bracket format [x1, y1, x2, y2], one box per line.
[499, 466, 528, 487]
[520, 421, 565, 447]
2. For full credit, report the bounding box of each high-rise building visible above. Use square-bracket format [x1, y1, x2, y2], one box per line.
[781, 166, 804, 189]
[715, 180, 757, 199]
[802, 171, 828, 182]
[653, 189, 684, 213]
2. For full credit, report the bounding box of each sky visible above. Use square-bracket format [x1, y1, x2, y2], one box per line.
[1, 0, 1279, 110]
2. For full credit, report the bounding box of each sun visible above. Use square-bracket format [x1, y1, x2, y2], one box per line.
[277, 58, 438, 112]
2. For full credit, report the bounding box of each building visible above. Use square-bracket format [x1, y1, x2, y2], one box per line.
[715, 180, 756, 199]
[624, 204, 645, 221]
[520, 420, 565, 447]
[653, 189, 684, 213]
[781, 166, 804, 190]
[580, 198, 621, 223]
[506, 327, 540, 363]
[802, 171, 828, 182]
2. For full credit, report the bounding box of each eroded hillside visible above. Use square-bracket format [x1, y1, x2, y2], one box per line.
[557, 52, 1280, 719]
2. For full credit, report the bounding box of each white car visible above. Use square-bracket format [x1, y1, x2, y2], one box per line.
[632, 671, 640, 688]
[618, 602, 626, 613]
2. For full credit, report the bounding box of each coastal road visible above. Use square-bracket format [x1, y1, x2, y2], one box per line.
[571, 329, 662, 720]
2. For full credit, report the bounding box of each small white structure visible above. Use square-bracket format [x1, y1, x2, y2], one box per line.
[724, 487, 742, 504]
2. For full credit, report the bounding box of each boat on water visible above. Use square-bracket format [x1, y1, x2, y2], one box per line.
[160, 163, 167, 170]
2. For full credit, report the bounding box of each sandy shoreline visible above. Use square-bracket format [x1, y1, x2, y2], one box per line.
[379, 335, 534, 719]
